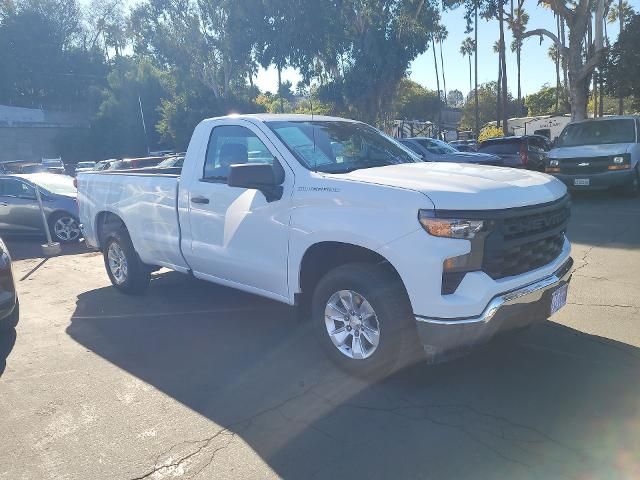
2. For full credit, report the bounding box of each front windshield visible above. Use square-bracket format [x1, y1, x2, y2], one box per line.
[557, 119, 636, 147]
[416, 138, 458, 154]
[267, 120, 419, 173]
[77, 162, 95, 168]
[30, 175, 76, 196]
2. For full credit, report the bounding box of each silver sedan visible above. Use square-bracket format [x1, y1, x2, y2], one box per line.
[0, 174, 80, 243]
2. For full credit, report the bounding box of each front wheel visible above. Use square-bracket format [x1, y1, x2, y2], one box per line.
[311, 263, 417, 378]
[620, 167, 640, 197]
[103, 229, 150, 294]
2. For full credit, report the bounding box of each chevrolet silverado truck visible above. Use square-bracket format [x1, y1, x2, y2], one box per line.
[78, 114, 573, 376]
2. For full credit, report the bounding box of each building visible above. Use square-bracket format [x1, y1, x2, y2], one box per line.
[0, 105, 89, 163]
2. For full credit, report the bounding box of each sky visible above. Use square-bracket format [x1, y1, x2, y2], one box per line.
[255, 0, 640, 98]
[103, 0, 639, 98]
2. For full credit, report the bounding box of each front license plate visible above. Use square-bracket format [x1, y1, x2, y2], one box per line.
[574, 178, 590, 186]
[550, 284, 568, 316]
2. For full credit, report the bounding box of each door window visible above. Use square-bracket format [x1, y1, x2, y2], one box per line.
[203, 125, 275, 181]
[0, 178, 36, 198]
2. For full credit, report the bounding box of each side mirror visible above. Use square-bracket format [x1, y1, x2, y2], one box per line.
[227, 163, 284, 202]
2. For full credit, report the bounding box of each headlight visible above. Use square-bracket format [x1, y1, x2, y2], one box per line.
[612, 156, 625, 164]
[418, 210, 484, 239]
[549, 159, 559, 167]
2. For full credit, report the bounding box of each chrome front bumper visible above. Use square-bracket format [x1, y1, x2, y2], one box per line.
[415, 257, 573, 363]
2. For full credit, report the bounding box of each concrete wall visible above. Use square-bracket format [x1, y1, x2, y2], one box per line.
[0, 105, 89, 163]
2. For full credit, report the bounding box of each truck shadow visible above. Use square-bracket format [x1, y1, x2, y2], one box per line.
[4, 237, 89, 261]
[67, 274, 640, 479]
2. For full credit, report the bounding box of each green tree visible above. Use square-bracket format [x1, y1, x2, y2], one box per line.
[459, 37, 475, 97]
[392, 79, 442, 121]
[460, 81, 519, 130]
[524, 84, 569, 115]
[606, 14, 640, 112]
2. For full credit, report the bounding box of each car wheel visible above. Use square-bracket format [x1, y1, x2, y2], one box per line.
[103, 229, 150, 294]
[49, 212, 81, 243]
[311, 263, 417, 378]
[621, 167, 640, 197]
[0, 299, 18, 331]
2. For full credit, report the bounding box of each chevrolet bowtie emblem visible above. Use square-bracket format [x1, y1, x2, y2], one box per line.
[578, 162, 590, 166]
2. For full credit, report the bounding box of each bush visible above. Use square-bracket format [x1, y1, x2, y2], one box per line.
[478, 125, 503, 143]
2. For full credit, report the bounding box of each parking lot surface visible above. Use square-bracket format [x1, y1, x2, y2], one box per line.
[1, 192, 639, 480]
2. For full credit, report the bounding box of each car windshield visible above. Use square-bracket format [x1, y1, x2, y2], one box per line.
[416, 139, 458, 154]
[267, 120, 419, 173]
[29, 175, 76, 196]
[556, 119, 637, 147]
[77, 162, 95, 168]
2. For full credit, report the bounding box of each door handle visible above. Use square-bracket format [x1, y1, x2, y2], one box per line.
[191, 196, 209, 205]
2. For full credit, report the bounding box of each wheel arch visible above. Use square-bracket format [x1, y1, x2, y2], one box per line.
[298, 241, 409, 302]
[94, 210, 128, 250]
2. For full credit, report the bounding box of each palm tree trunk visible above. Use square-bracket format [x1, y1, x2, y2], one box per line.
[618, 0, 624, 114]
[555, 15, 561, 112]
[499, 1, 508, 135]
[496, 49, 502, 127]
[593, 70, 598, 117]
[439, 40, 448, 106]
[468, 56, 472, 95]
[432, 38, 442, 135]
[474, 3, 479, 138]
[277, 65, 284, 113]
[560, 18, 569, 109]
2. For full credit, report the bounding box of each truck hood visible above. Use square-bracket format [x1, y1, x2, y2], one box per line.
[549, 143, 632, 159]
[335, 162, 566, 210]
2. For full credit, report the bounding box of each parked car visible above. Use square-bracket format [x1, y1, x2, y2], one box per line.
[449, 140, 478, 152]
[0, 237, 18, 331]
[94, 160, 116, 171]
[0, 173, 80, 243]
[545, 116, 640, 195]
[156, 156, 185, 169]
[477, 135, 551, 171]
[399, 137, 503, 165]
[74, 161, 97, 175]
[41, 158, 66, 175]
[78, 114, 572, 377]
[107, 157, 164, 170]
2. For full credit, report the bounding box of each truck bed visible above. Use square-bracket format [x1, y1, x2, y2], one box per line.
[78, 170, 189, 271]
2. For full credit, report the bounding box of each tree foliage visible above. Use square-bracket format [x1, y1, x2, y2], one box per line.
[606, 14, 640, 111]
[525, 84, 570, 116]
[460, 82, 519, 130]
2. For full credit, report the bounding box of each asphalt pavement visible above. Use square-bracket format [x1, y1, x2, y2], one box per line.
[1, 191, 639, 479]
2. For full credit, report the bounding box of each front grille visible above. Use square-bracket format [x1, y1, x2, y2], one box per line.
[481, 196, 570, 280]
[483, 233, 565, 279]
[559, 156, 609, 175]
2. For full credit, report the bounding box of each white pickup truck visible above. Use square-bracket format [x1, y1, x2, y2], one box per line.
[78, 114, 573, 376]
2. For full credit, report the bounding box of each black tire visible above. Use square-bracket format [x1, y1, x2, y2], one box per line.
[48, 211, 81, 243]
[103, 229, 150, 294]
[311, 263, 417, 378]
[620, 166, 640, 197]
[0, 299, 18, 331]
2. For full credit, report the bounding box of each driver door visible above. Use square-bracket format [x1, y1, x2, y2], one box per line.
[182, 122, 293, 301]
[0, 178, 42, 234]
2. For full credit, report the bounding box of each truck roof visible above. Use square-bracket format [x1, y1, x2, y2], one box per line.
[203, 113, 359, 124]
[569, 115, 639, 124]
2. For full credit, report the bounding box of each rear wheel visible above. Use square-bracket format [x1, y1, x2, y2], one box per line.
[311, 263, 417, 378]
[103, 229, 150, 294]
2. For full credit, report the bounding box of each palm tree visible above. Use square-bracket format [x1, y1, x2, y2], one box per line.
[460, 37, 475, 97]
[437, 27, 449, 106]
[497, 0, 508, 135]
[493, 40, 503, 126]
[508, 0, 529, 116]
[431, 34, 442, 134]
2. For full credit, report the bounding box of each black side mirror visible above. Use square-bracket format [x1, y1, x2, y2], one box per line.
[227, 163, 284, 202]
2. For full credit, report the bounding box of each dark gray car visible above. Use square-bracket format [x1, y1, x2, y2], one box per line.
[477, 135, 551, 171]
[399, 138, 503, 165]
[0, 174, 80, 243]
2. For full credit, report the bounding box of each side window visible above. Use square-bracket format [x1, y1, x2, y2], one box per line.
[0, 179, 36, 198]
[636, 119, 640, 142]
[402, 142, 423, 155]
[203, 125, 275, 180]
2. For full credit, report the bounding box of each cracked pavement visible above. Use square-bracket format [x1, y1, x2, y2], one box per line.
[1, 192, 639, 479]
